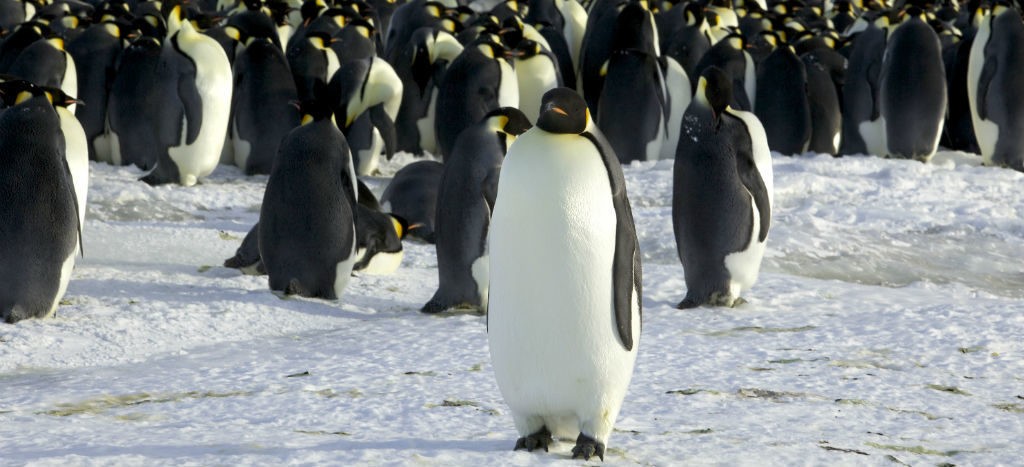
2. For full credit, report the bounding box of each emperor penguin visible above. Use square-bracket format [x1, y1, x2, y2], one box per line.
[840, 14, 889, 156]
[434, 39, 518, 159]
[0, 81, 81, 323]
[422, 107, 532, 314]
[327, 54, 403, 175]
[968, 2, 1024, 171]
[66, 20, 123, 162]
[879, 8, 946, 162]
[692, 33, 757, 111]
[258, 98, 358, 299]
[673, 67, 773, 308]
[6, 34, 78, 100]
[46, 86, 89, 233]
[755, 44, 812, 156]
[513, 39, 562, 124]
[106, 35, 165, 169]
[380, 159, 445, 243]
[488, 87, 642, 461]
[595, 1, 668, 163]
[393, 26, 463, 155]
[229, 31, 300, 175]
[142, 5, 233, 186]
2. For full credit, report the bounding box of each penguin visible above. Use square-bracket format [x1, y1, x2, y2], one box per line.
[578, 0, 629, 111]
[0, 81, 81, 323]
[879, 8, 946, 162]
[380, 159, 444, 243]
[513, 39, 562, 124]
[327, 54, 403, 175]
[802, 49, 843, 156]
[393, 26, 463, 155]
[488, 87, 642, 461]
[224, 221, 265, 275]
[352, 198, 409, 275]
[754, 44, 811, 156]
[595, 1, 667, 163]
[258, 97, 358, 299]
[434, 39, 518, 158]
[6, 34, 78, 100]
[0, 21, 48, 73]
[66, 20, 123, 162]
[106, 35, 165, 169]
[422, 107, 531, 314]
[673, 67, 773, 308]
[142, 5, 233, 186]
[230, 32, 301, 175]
[287, 31, 340, 102]
[692, 33, 757, 111]
[968, 2, 1024, 171]
[659, 1, 712, 80]
[840, 14, 889, 156]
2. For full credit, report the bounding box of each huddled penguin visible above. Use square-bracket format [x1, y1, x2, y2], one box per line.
[392, 26, 463, 156]
[673, 67, 773, 308]
[879, 7, 946, 162]
[488, 87, 641, 461]
[595, 1, 667, 163]
[106, 34, 165, 168]
[578, 0, 629, 112]
[353, 199, 409, 275]
[422, 107, 531, 314]
[229, 29, 300, 175]
[66, 20, 123, 162]
[692, 32, 757, 111]
[755, 43, 811, 156]
[329, 54, 403, 176]
[840, 14, 889, 156]
[142, 5, 233, 185]
[0, 80, 81, 323]
[434, 39, 517, 158]
[513, 39, 562, 124]
[259, 97, 358, 299]
[380, 159, 444, 243]
[6, 34, 77, 99]
[968, 2, 1024, 171]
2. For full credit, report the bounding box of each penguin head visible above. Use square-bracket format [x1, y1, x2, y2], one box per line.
[0, 79, 49, 108]
[536, 87, 590, 135]
[389, 214, 410, 241]
[696, 66, 732, 123]
[295, 96, 333, 125]
[40, 86, 80, 109]
[512, 39, 542, 59]
[485, 107, 532, 151]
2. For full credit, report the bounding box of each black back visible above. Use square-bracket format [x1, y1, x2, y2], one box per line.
[839, 23, 887, 155]
[231, 37, 300, 175]
[880, 17, 947, 160]
[107, 36, 165, 170]
[380, 159, 444, 243]
[754, 45, 810, 156]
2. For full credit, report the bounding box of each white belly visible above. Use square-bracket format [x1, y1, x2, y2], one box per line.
[57, 107, 88, 230]
[487, 129, 637, 443]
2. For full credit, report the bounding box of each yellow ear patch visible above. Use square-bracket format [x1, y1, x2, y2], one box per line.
[301, 114, 314, 125]
[390, 217, 404, 238]
[599, 60, 608, 77]
[15, 91, 33, 105]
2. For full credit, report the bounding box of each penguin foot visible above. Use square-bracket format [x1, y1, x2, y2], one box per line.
[731, 297, 748, 307]
[676, 297, 702, 309]
[514, 426, 552, 452]
[571, 433, 605, 461]
[421, 298, 451, 314]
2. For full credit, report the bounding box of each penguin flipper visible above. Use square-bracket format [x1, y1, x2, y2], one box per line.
[866, 60, 882, 120]
[583, 131, 641, 351]
[481, 166, 501, 216]
[177, 70, 204, 145]
[61, 155, 84, 256]
[977, 56, 997, 121]
[223, 222, 262, 270]
[727, 113, 771, 242]
[369, 105, 397, 160]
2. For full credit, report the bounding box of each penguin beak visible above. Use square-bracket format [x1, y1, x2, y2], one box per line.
[550, 106, 568, 117]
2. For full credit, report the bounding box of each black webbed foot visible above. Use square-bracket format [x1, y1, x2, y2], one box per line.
[513, 426, 553, 452]
[571, 432, 605, 461]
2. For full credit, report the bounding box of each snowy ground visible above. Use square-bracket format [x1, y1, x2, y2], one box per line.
[2, 152, 1023, 465]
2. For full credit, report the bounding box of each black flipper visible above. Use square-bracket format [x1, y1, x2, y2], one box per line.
[977, 55, 997, 121]
[171, 35, 203, 145]
[369, 105, 397, 161]
[583, 130, 641, 351]
[481, 166, 501, 216]
[727, 112, 771, 242]
[357, 179, 381, 211]
[223, 222, 262, 271]
[867, 59, 882, 120]
[60, 146, 84, 256]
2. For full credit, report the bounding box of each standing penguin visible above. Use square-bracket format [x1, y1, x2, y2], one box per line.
[0, 81, 81, 323]
[230, 33, 300, 175]
[840, 14, 889, 157]
[106, 35, 165, 169]
[488, 88, 642, 461]
[879, 8, 947, 162]
[380, 159, 444, 243]
[66, 20, 123, 162]
[595, 1, 667, 163]
[143, 5, 233, 186]
[422, 107, 531, 314]
[754, 44, 811, 156]
[6, 34, 77, 99]
[692, 33, 757, 111]
[513, 39, 562, 124]
[258, 98, 358, 299]
[968, 2, 1024, 171]
[673, 67, 773, 308]
[434, 39, 518, 159]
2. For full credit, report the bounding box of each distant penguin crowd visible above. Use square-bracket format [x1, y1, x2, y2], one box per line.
[3, 0, 1023, 459]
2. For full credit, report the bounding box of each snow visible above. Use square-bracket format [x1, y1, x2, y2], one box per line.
[2, 151, 1023, 465]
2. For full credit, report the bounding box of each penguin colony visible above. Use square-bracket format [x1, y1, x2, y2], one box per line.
[2, 0, 1022, 460]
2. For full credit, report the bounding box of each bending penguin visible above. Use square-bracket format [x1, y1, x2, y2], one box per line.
[673, 67, 773, 308]
[968, 1, 1024, 171]
[0, 80, 81, 323]
[259, 97, 358, 299]
[488, 87, 642, 461]
[422, 107, 531, 314]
